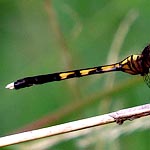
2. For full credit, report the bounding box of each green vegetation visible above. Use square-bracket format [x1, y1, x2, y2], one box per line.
[1, 0, 150, 149]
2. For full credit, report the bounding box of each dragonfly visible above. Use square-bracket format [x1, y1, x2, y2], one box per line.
[5, 45, 150, 90]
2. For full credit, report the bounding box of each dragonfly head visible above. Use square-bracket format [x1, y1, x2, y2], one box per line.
[142, 45, 150, 68]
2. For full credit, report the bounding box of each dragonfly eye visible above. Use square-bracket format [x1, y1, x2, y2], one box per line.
[142, 45, 150, 65]
[142, 45, 150, 55]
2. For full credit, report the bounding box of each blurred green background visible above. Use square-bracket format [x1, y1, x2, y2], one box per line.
[1, 0, 150, 149]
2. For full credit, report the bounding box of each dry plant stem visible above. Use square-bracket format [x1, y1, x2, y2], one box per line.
[1, 104, 150, 147]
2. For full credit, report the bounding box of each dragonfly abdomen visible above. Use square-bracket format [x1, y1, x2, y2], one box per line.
[13, 64, 121, 89]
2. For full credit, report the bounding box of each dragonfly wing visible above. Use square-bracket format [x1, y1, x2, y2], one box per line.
[143, 73, 150, 88]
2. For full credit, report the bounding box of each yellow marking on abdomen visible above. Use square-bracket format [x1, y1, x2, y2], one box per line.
[80, 68, 96, 75]
[101, 64, 117, 71]
[59, 72, 74, 79]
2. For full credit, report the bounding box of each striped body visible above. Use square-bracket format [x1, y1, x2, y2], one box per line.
[14, 63, 121, 89]
[121, 55, 144, 75]
[6, 45, 150, 90]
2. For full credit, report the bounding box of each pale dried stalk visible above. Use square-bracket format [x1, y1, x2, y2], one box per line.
[0, 104, 150, 147]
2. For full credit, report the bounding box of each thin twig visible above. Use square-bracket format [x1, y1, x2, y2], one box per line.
[1, 104, 150, 147]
